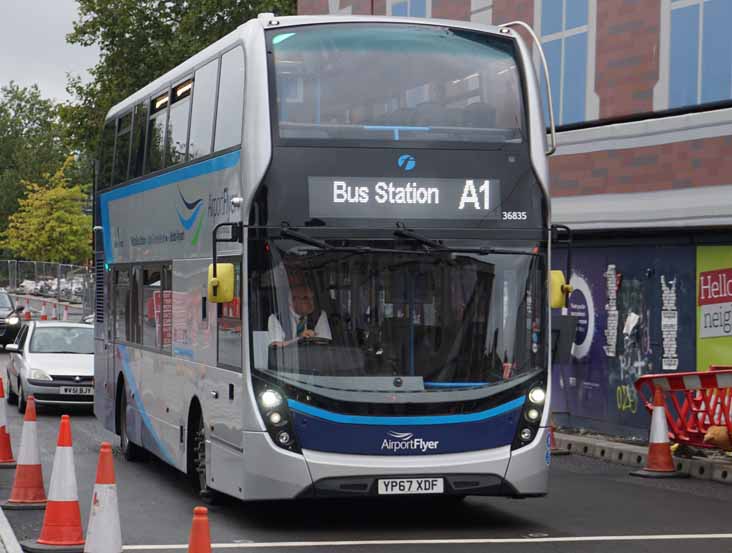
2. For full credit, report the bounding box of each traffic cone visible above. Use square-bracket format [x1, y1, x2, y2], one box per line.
[0, 378, 16, 468]
[2, 396, 46, 509]
[630, 387, 689, 479]
[24, 309, 32, 321]
[187, 507, 211, 553]
[83, 443, 121, 553]
[549, 418, 570, 456]
[40, 302, 48, 321]
[62, 305, 69, 322]
[22, 415, 85, 553]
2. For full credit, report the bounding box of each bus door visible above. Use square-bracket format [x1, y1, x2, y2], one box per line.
[206, 259, 245, 492]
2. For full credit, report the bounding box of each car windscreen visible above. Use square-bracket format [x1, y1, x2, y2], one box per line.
[269, 23, 525, 145]
[0, 294, 12, 309]
[29, 327, 94, 354]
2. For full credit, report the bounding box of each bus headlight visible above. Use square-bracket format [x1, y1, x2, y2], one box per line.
[528, 387, 546, 405]
[253, 379, 300, 453]
[260, 389, 283, 409]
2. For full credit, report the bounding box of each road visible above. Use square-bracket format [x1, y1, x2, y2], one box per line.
[0, 354, 730, 553]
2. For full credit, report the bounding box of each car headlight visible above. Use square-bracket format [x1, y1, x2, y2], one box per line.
[29, 368, 52, 381]
[6, 316, 19, 326]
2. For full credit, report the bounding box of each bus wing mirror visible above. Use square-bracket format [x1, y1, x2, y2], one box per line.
[208, 263, 235, 303]
[551, 270, 572, 309]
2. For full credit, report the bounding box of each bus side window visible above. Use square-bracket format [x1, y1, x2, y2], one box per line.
[217, 262, 242, 371]
[113, 111, 132, 185]
[129, 102, 148, 179]
[166, 79, 192, 167]
[214, 47, 245, 151]
[98, 120, 115, 191]
[188, 59, 218, 160]
[146, 90, 169, 174]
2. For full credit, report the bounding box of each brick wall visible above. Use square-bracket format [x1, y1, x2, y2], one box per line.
[298, 0, 329, 15]
[550, 137, 732, 196]
[431, 0, 470, 20]
[596, 0, 660, 118]
[492, 0, 533, 26]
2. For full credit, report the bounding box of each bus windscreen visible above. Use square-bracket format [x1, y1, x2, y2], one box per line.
[270, 24, 525, 144]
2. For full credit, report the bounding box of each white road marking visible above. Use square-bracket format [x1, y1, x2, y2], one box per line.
[122, 534, 732, 550]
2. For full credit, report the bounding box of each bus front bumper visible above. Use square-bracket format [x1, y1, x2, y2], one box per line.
[241, 428, 549, 500]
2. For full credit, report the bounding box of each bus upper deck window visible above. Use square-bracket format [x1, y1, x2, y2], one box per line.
[146, 91, 169, 174]
[214, 47, 245, 151]
[166, 79, 193, 167]
[188, 59, 218, 160]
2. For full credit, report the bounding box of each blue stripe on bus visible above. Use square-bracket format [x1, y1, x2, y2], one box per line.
[99, 150, 241, 263]
[287, 396, 525, 426]
[118, 344, 176, 465]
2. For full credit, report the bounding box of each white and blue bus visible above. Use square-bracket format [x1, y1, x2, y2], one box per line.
[93, 13, 567, 501]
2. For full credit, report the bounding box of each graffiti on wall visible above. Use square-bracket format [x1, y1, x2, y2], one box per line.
[552, 246, 696, 436]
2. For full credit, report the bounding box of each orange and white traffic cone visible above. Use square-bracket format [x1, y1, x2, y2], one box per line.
[0, 378, 16, 468]
[549, 418, 570, 457]
[40, 302, 48, 321]
[62, 305, 69, 322]
[22, 415, 85, 553]
[24, 309, 32, 321]
[2, 396, 46, 509]
[630, 387, 689, 479]
[187, 507, 212, 553]
[83, 443, 121, 553]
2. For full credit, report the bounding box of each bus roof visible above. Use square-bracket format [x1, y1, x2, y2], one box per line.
[105, 14, 513, 122]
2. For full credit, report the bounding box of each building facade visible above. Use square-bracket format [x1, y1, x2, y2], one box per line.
[296, 0, 732, 436]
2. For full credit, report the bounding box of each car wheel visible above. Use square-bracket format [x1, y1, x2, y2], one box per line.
[119, 387, 143, 461]
[18, 381, 26, 414]
[188, 414, 217, 504]
[6, 372, 17, 405]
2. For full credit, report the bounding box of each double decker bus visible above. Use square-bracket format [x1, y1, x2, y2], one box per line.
[93, 13, 567, 501]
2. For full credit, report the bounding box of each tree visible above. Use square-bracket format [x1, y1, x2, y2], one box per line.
[64, 0, 296, 157]
[2, 156, 92, 264]
[0, 83, 69, 235]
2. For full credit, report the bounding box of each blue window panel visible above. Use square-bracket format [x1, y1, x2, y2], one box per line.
[566, 0, 588, 29]
[701, 0, 732, 103]
[392, 1, 408, 16]
[541, 39, 562, 127]
[669, 5, 700, 108]
[542, 0, 563, 36]
[410, 0, 426, 17]
[562, 32, 587, 124]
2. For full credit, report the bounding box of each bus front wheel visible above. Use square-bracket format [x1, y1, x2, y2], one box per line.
[188, 413, 217, 504]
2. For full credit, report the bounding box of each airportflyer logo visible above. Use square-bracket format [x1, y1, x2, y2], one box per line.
[381, 431, 439, 453]
[176, 186, 205, 246]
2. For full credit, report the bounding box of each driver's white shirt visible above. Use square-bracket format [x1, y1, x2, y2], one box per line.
[267, 309, 332, 344]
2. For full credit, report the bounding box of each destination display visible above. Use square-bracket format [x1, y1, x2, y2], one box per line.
[308, 177, 502, 219]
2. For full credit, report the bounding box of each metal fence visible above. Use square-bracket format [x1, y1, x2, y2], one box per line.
[0, 260, 93, 319]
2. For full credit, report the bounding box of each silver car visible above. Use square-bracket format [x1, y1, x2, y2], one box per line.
[5, 321, 94, 411]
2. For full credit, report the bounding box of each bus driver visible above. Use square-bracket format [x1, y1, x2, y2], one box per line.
[268, 284, 332, 347]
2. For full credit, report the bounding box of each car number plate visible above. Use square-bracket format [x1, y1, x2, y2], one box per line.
[60, 386, 93, 395]
[377, 478, 444, 495]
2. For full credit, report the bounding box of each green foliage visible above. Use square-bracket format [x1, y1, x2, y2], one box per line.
[2, 157, 92, 264]
[64, 0, 296, 156]
[0, 83, 70, 234]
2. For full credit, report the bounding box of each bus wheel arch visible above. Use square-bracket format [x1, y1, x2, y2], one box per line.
[187, 398, 216, 503]
[116, 375, 144, 461]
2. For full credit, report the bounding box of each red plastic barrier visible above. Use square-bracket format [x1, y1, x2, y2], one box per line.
[634, 367, 732, 448]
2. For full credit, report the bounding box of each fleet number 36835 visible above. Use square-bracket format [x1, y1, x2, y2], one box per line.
[502, 211, 527, 220]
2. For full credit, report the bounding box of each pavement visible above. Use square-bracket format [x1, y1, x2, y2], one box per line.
[0, 354, 730, 552]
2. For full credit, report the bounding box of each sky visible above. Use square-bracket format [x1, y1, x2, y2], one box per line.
[0, 0, 99, 102]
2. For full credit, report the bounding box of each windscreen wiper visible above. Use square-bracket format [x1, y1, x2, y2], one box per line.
[394, 223, 446, 250]
[279, 225, 333, 250]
